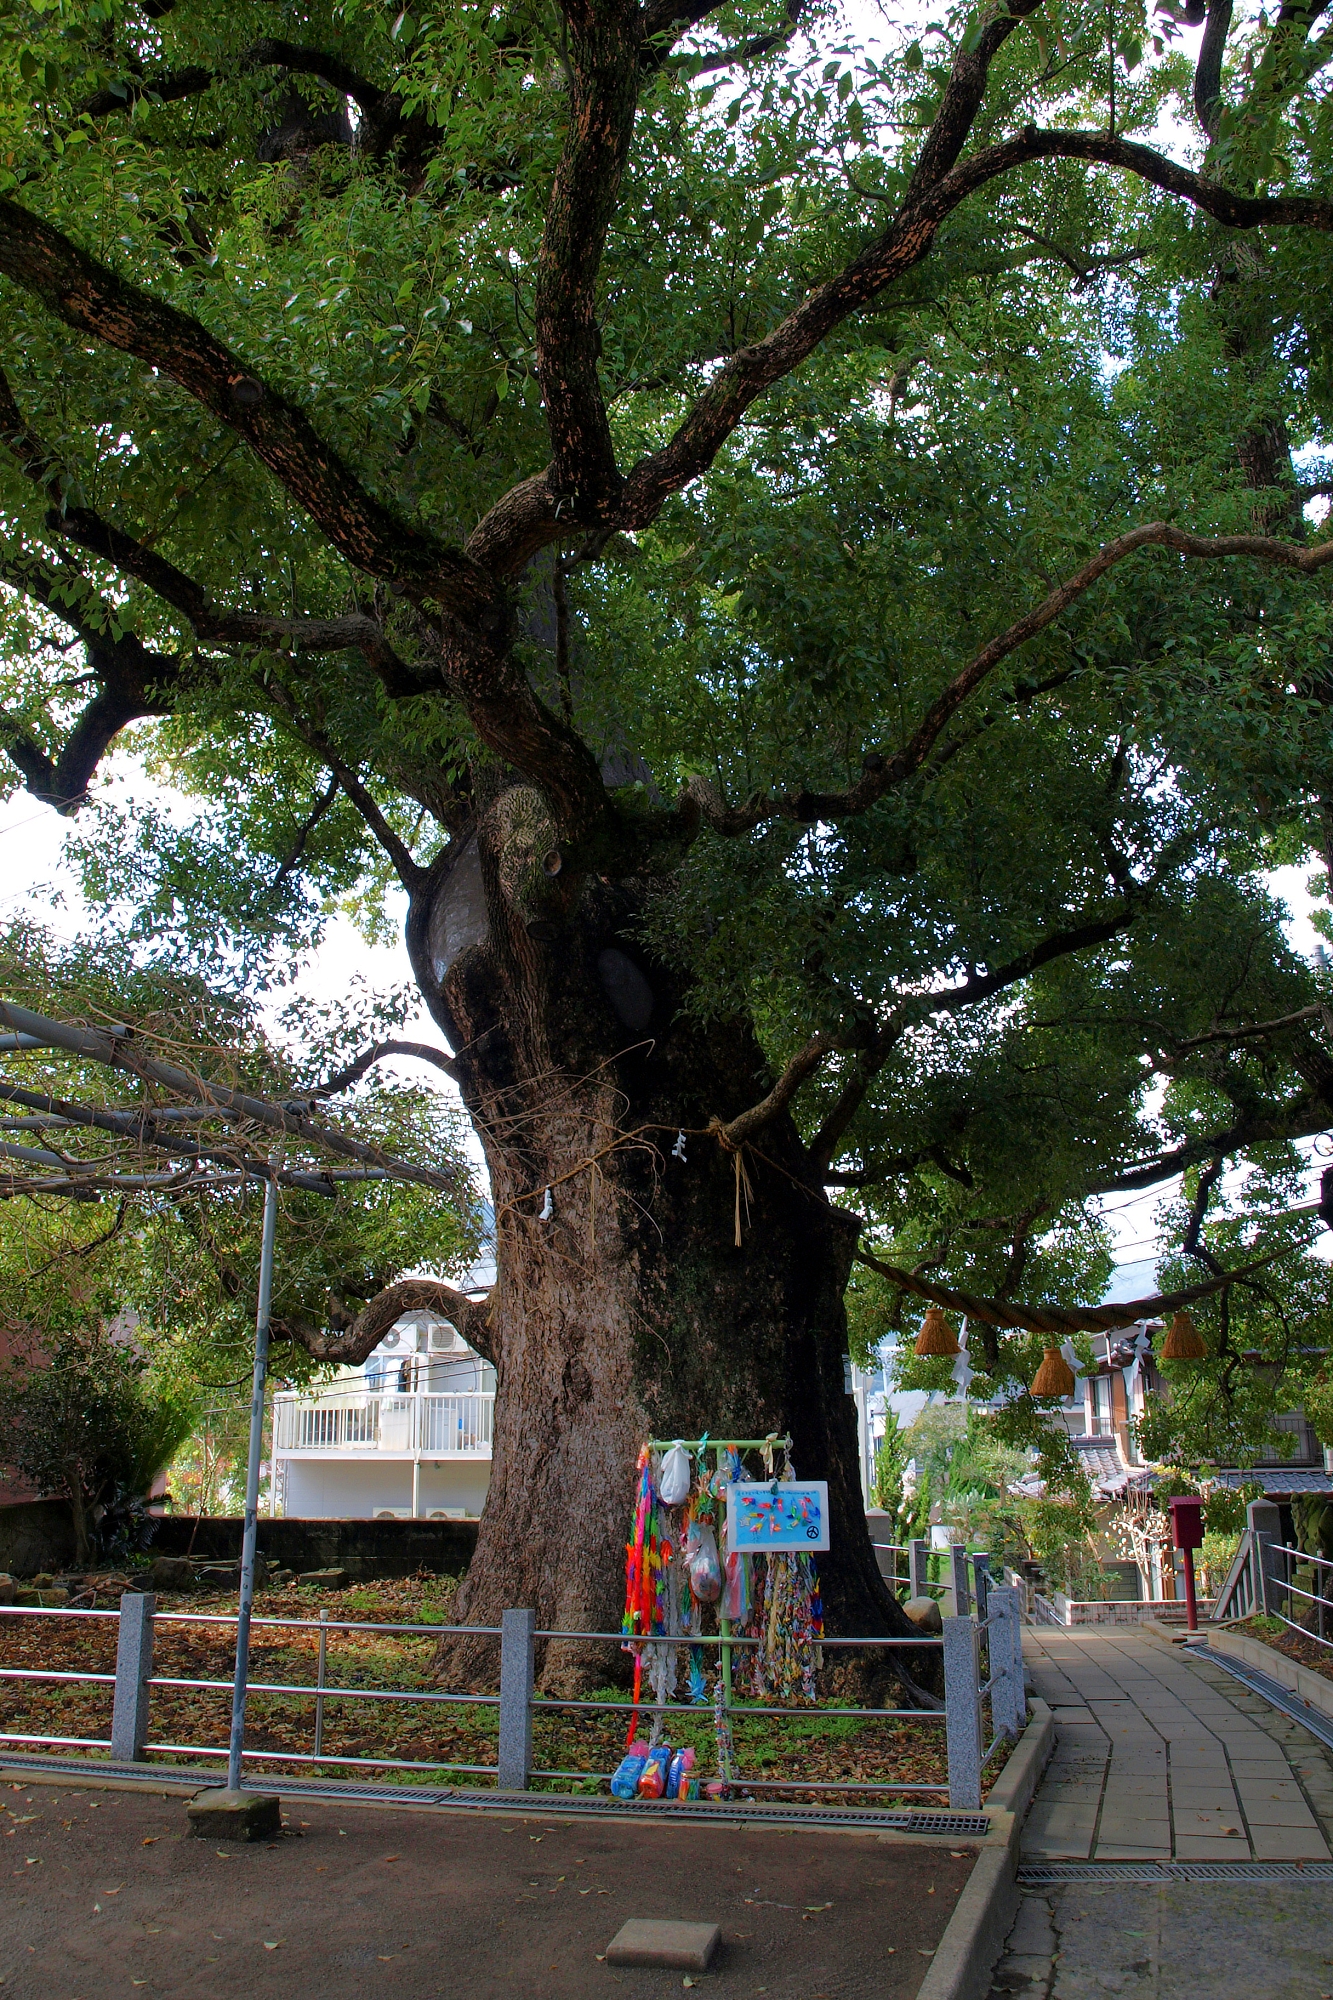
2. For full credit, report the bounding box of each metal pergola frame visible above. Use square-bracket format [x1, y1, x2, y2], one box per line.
[0, 997, 461, 1797]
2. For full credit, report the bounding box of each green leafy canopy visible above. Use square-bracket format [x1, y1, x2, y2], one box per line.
[2, 0, 1333, 1438]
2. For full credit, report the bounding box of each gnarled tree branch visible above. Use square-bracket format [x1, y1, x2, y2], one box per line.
[535, 0, 641, 511]
[313, 1038, 463, 1095]
[810, 899, 1146, 1174]
[714, 1031, 837, 1148]
[675, 521, 1333, 840]
[0, 201, 506, 629]
[283, 1277, 495, 1366]
[0, 545, 180, 810]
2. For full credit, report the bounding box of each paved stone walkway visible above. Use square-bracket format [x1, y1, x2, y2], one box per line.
[987, 1628, 1333, 1999]
[988, 1878, 1333, 2000]
[1021, 1628, 1333, 1861]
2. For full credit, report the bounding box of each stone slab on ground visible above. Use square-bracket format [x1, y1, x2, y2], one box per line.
[185, 1787, 282, 1841]
[604, 1918, 721, 1970]
[0, 1779, 976, 2000]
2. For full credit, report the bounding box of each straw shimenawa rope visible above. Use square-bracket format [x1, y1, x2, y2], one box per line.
[853, 1242, 1298, 1337]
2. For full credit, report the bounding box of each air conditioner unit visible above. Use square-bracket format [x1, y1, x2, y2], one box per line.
[428, 1321, 460, 1352]
[374, 1508, 412, 1520]
[428, 1508, 466, 1520]
[380, 1330, 401, 1350]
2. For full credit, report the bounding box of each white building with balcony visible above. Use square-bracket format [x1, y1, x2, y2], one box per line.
[271, 1308, 495, 1521]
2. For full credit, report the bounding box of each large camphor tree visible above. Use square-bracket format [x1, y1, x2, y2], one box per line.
[4, 0, 1333, 1680]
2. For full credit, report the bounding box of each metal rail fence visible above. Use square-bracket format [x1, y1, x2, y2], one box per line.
[0, 1583, 1026, 1811]
[1213, 1497, 1333, 1650]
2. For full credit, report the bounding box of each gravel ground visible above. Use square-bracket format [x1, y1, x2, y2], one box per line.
[0, 1777, 975, 2000]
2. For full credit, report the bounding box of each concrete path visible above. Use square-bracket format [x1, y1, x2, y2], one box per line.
[987, 1877, 1333, 2000]
[1021, 1627, 1333, 1861]
[987, 1628, 1333, 1999]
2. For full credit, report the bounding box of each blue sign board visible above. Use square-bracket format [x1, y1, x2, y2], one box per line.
[725, 1480, 830, 1554]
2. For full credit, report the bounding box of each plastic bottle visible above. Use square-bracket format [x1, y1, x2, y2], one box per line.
[610, 1740, 651, 1798]
[666, 1746, 696, 1798]
[636, 1743, 673, 1798]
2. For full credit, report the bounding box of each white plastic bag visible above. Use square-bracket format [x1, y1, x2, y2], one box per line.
[686, 1520, 722, 1603]
[658, 1442, 692, 1507]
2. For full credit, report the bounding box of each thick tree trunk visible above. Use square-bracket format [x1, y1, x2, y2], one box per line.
[409, 781, 922, 1695]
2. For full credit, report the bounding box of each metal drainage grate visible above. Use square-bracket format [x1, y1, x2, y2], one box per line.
[1194, 1646, 1333, 1753]
[0, 1755, 988, 1836]
[273, 1783, 992, 1837]
[1020, 1861, 1333, 1885]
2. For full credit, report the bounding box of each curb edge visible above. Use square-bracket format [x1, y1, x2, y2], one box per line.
[913, 1700, 1054, 2000]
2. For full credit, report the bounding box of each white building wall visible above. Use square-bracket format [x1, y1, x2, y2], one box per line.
[283, 1457, 490, 1520]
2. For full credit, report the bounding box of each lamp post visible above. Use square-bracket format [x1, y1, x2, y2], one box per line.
[187, 1173, 283, 1839]
[227, 1171, 278, 1791]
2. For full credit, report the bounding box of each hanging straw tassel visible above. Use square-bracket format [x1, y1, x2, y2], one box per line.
[1029, 1345, 1076, 1398]
[913, 1306, 960, 1357]
[1160, 1309, 1207, 1361]
[733, 1145, 753, 1248]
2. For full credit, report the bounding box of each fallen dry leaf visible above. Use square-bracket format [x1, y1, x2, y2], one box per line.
[141, 1838, 158, 1847]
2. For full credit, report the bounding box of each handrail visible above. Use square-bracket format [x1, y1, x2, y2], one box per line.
[147, 1675, 499, 1705]
[0, 1591, 1021, 1810]
[1275, 1541, 1333, 1572]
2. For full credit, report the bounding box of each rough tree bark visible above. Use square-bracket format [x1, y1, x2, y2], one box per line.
[402, 781, 923, 1693]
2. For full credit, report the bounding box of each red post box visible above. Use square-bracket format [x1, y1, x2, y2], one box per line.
[1168, 1497, 1205, 1632]
[1168, 1497, 1204, 1551]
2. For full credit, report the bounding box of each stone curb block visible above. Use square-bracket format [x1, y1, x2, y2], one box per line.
[985, 1699, 1055, 1824]
[1206, 1626, 1333, 1724]
[913, 1700, 1054, 2000]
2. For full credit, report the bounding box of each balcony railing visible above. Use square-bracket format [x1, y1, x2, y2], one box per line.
[273, 1389, 494, 1458]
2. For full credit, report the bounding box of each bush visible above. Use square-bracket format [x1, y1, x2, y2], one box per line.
[0, 1329, 196, 1566]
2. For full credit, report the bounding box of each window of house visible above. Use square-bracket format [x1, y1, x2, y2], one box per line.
[1089, 1375, 1113, 1437]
